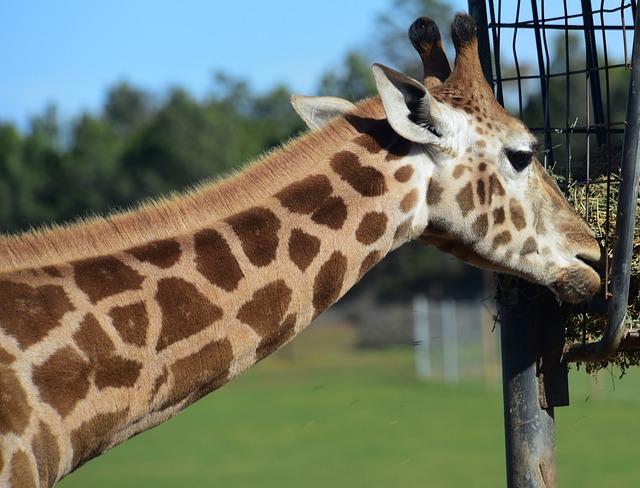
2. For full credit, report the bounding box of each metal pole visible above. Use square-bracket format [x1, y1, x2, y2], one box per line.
[498, 278, 568, 488]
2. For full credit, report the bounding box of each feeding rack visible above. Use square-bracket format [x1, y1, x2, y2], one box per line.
[466, 0, 639, 485]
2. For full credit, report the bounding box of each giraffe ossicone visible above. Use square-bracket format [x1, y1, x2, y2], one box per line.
[0, 13, 600, 487]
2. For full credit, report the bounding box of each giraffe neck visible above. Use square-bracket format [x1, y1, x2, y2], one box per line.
[0, 98, 429, 486]
[0, 99, 389, 273]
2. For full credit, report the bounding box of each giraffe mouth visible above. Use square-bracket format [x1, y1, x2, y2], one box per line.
[549, 250, 602, 304]
[576, 254, 603, 276]
[575, 241, 605, 275]
[551, 264, 602, 304]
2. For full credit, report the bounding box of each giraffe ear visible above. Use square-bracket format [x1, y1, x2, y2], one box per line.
[372, 63, 445, 144]
[291, 95, 357, 130]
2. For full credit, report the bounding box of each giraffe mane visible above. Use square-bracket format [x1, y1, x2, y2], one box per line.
[0, 98, 384, 273]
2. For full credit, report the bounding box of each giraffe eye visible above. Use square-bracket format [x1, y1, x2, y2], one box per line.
[505, 149, 533, 172]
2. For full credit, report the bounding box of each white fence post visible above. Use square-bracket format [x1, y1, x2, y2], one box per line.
[442, 299, 459, 385]
[412, 295, 431, 381]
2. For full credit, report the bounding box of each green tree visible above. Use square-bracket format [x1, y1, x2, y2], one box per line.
[319, 50, 378, 100]
[0, 124, 24, 231]
[104, 82, 153, 137]
[11, 105, 67, 230]
[65, 113, 128, 215]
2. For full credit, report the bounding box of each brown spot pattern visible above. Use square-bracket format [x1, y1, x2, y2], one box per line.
[354, 134, 382, 154]
[394, 165, 414, 182]
[358, 251, 382, 281]
[256, 313, 298, 362]
[155, 277, 223, 352]
[70, 409, 129, 470]
[94, 356, 143, 390]
[0, 347, 15, 364]
[427, 180, 444, 206]
[351, 118, 411, 160]
[472, 214, 489, 238]
[127, 238, 181, 269]
[0, 281, 74, 349]
[73, 307, 146, 390]
[394, 219, 413, 243]
[32, 346, 91, 417]
[477, 180, 486, 205]
[226, 207, 281, 267]
[493, 231, 513, 248]
[194, 228, 244, 292]
[488, 173, 505, 197]
[311, 196, 348, 230]
[165, 339, 233, 409]
[10, 450, 35, 488]
[0, 367, 31, 435]
[31, 422, 60, 487]
[73, 255, 144, 304]
[73, 312, 146, 390]
[312, 252, 348, 315]
[356, 212, 388, 245]
[75, 313, 143, 393]
[521, 237, 538, 255]
[42, 266, 62, 278]
[400, 189, 419, 213]
[509, 199, 527, 230]
[110, 302, 149, 346]
[455, 182, 475, 217]
[275, 174, 333, 214]
[288, 229, 321, 271]
[453, 164, 467, 179]
[237, 280, 293, 337]
[74, 314, 115, 358]
[330, 151, 387, 197]
[493, 207, 505, 224]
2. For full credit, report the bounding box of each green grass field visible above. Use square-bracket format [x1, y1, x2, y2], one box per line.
[59, 324, 640, 487]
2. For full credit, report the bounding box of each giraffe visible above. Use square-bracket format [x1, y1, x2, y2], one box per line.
[0, 13, 601, 487]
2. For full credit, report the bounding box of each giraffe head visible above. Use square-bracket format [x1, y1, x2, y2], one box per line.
[293, 13, 601, 303]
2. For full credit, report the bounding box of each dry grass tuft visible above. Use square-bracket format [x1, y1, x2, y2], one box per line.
[560, 145, 640, 374]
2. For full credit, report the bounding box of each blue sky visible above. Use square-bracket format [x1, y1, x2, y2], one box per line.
[6, 1, 627, 133]
[0, 1, 469, 130]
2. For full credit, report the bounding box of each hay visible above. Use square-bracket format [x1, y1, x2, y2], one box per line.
[560, 146, 640, 374]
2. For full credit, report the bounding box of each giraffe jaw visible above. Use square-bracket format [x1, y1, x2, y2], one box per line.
[548, 259, 602, 304]
[419, 231, 602, 304]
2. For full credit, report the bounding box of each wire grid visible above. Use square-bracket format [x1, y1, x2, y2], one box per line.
[475, 0, 636, 300]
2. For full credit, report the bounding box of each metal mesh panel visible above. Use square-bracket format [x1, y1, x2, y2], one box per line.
[469, 0, 639, 362]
